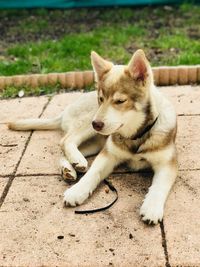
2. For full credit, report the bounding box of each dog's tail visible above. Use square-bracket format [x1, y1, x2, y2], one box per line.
[8, 115, 62, 131]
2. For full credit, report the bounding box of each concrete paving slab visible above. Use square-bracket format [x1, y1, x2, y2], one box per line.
[159, 85, 200, 115]
[0, 173, 165, 267]
[0, 97, 48, 122]
[164, 170, 200, 266]
[0, 97, 48, 176]
[42, 92, 82, 117]
[177, 116, 200, 170]
[16, 93, 82, 175]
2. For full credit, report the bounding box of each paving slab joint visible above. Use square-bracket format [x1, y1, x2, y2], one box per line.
[178, 113, 200, 117]
[15, 173, 61, 177]
[0, 96, 52, 208]
[160, 221, 171, 267]
[0, 175, 14, 207]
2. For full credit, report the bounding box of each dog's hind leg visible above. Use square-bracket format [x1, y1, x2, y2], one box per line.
[79, 135, 106, 157]
[60, 127, 96, 173]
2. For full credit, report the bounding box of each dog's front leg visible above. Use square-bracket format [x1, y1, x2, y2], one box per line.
[63, 149, 120, 206]
[140, 161, 177, 224]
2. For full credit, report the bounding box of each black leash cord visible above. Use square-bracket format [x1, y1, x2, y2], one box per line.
[74, 179, 118, 214]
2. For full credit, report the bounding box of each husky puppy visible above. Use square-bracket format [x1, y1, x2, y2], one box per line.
[8, 49, 177, 224]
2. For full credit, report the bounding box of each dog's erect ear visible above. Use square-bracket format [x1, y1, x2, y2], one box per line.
[91, 51, 113, 80]
[127, 49, 149, 81]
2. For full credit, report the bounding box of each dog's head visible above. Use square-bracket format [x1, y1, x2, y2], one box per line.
[91, 49, 154, 138]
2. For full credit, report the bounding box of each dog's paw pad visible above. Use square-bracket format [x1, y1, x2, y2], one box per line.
[61, 167, 77, 182]
[72, 163, 88, 173]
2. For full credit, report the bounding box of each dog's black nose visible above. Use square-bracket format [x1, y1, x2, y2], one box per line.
[92, 120, 104, 131]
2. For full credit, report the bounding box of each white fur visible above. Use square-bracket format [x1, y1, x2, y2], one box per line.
[64, 149, 121, 206]
[104, 65, 125, 87]
[93, 97, 146, 138]
[140, 163, 177, 224]
[8, 116, 61, 130]
[63, 80, 177, 224]
[8, 51, 177, 225]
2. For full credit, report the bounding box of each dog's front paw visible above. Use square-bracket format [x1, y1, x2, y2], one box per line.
[63, 184, 90, 206]
[61, 166, 77, 181]
[140, 195, 164, 225]
[72, 157, 88, 173]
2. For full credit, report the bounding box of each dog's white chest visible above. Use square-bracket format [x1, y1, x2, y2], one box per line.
[107, 136, 150, 170]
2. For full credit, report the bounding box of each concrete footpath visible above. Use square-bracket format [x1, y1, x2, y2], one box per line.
[0, 86, 200, 267]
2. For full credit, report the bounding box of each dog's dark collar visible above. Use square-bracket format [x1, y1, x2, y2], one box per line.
[131, 116, 159, 140]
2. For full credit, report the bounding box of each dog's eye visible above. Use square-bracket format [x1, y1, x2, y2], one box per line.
[99, 97, 104, 103]
[115, 99, 126, 105]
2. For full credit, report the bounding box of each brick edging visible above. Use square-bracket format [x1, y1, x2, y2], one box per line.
[0, 65, 199, 90]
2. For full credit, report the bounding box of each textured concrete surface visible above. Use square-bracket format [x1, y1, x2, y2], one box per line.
[160, 86, 200, 115]
[165, 170, 200, 267]
[0, 174, 165, 267]
[0, 97, 48, 176]
[177, 116, 200, 170]
[0, 85, 200, 267]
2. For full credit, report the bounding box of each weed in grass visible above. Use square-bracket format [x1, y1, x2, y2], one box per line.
[0, 83, 60, 99]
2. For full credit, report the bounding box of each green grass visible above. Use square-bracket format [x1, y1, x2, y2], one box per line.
[0, 25, 145, 76]
[0, 3, 199, 98]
